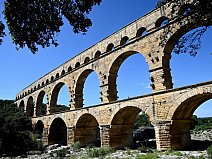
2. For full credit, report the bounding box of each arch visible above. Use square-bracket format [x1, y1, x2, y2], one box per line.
[55, 73, 59, 79]
[36, 90, 47, 116]
[51, 76, 54, 82]
[26, 96, 34, 117]
[50, 82, 71, 113]
[74, 69, 100, 108]
[75, 113, 100, 147]
[94, 50, 101, 58]
[61, 70, 65, 76]
[42, 81, 45, 86]
[48, 117, 67, 145]
[34, 86, 36, 91]
[169, 88, 212, 120]
[68, 65, 72, 72]
[75, 62, 80, 68]
[37, 84, 40, 89]
[46, 79, 49, 84]
[136, 27, 147, 37]
[106, 43, 115, 52]
[110, 106, 142, 149]
[34, 120, 44, 138]
[107, 51, 149, 101]
[19, 100, 25, 111]
[155, 16, 169, 28]
[120, 36, 129, 46]
[84, 57, 90, 64]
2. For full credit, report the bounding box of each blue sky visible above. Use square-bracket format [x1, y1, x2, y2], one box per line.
[0, 0, 211, 117]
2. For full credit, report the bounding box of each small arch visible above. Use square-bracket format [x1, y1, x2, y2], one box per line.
[34, 86, 36, 91]
[136, 27, 147, 37]
[34, 120, 44, 138]
[75, 62, 80, 68]
[106, 43, 115, 52]
[155, 16, 169, 28]
[61, 70, 65, 76]
[56, 73, 59, 79]
[26, 96, 34, 117]
[48, 118, 67, 146]
[42, 81, 45, 86]
[75, 113, 100, 147]
[46, 79, 49, 84]
[37, 84, 40, 89]
[120, 36, 129, 46]
[179, 4, 194, 16]
[84, 57, 90, 64]
[31, 88, 33, 92]
[94, 51, 101, 58]
[68, 66, 72, 72]
[19, 100, 25, 111]
[51, 76, 54, 82]
[36, 90, 47, 116]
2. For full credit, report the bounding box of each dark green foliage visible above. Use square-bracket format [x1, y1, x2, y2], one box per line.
[2, 0, 102, 53]
[156, 0, 212, 56]
[191, 115, 212, 131]
[0, 21, 5, 45]
[134, 113, 152, 129]
[207, 145, 212, 158]
[86, 147, 114, 158]
[0, 99, 42, 156]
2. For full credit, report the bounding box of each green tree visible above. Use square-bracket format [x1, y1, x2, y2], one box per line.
[0, 0, 102, 53]
[134, 113, 152, 129]
[156, 0, 211, 56]
[0, 100, 40, 156]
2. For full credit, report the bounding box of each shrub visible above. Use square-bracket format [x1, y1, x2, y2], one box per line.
[55, 148, 68, 157]
[136, 153, 157, 159]
[207, 145, 212, 158]
[72, 141, 81, 152]
[87, 147, 114, 158]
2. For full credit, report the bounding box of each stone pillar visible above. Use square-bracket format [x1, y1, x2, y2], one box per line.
[100, 125, 111, 147]
[154, 121, 172, 151]
[154, 119, 192, 151]
[149, 67, 173, 92]
[42, 128, 49, 146]
[71, 93, 83, 109]
[67, 127, 75, 146]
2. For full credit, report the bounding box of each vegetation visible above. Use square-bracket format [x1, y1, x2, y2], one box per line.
[135, 153, 157, 159]
[156, 0, 211, 56]
[0, 99, 42, 156]
[134, 113, 152, 129]
[207, 145, 212, 159]
[0, 0, 102, 53]
[191, 115, 212, 131]
[86, 147, 114, 158]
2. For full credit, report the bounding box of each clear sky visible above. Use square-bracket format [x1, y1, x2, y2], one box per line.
[0, 0, 211, 117]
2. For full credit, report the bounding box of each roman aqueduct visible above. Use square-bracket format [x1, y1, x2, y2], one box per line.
[15, 0, 212, 150]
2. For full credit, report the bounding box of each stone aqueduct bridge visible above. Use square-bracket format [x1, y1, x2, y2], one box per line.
[15, 1, 212, 150]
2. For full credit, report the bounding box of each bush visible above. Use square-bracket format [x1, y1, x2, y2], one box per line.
[87, 147, 114, 158]
[55, 148, 68, 157]
[207, 145, 212, 158]
[72, 141, 81, 151]
[136, 153, 157, 159]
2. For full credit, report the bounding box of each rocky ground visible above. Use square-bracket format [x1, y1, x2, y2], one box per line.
[1, 129, 212, 159]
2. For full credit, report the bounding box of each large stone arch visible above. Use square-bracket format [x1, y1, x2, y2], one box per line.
[107, 51, 150, 102]
[75, 113, 100, 147]
[50, 82, 71, 113]
[48, 117, 67, 145]
[26, 96, 34, 117]
[168, 86, 212, 120]
[73, 69, 101, 109]
[109, 106, 142, 149]
[34, 120, 44, 139]
[36, 90, 47, 116]
[165, 86, 212, 150]
[19, 100, 25, 111]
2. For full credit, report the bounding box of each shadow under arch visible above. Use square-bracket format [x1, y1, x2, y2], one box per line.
[74, 69, 100, 108]
[34, 120, 44, 138]
[48, 117, 67, 146]
[167, 90, 212, 150]
[108, 51, 150, 102]
[75, 113, 100, 147]
[50, 82, 71, 113]
[26, 96, 34, 117]
[109, 106, 142, 149]
[19, 100, 25, 111]
[36, 90, 47, 116]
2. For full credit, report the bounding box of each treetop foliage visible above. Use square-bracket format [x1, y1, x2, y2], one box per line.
[156, 0, 211, 56]
[1, 0, 102, 53]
